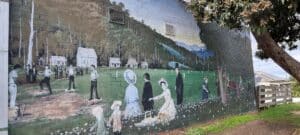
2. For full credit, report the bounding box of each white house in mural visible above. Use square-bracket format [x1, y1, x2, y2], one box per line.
[109, 57, 121, 68]
[50, 56, 67, 66]
[141, 61, 148, 69]
[126, 57, 138, 68]
[76, 47, 97, 68]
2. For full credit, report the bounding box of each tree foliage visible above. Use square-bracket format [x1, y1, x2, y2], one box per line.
[291, 78, 300, 97]
[189, 0, 300, 58]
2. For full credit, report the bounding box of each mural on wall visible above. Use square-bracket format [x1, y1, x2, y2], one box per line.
[7, 0, 255, 134]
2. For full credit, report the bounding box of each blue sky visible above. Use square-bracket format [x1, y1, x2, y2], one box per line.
[250, 33, 300, 79]
[111, 0, 300, 79]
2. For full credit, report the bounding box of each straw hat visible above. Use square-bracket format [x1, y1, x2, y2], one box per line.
[124, 69, 137, 84]
[111, 100, 122, 110]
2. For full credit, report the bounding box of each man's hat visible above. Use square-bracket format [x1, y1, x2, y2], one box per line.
[175, 63, 179, 69]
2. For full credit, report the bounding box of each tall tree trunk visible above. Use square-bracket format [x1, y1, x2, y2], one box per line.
[254, 32, 300, 82]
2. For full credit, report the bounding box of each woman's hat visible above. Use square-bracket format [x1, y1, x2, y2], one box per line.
[111, 100, 122, 110]
[158, 78, 168, 87]
[124, 69, 137, 84]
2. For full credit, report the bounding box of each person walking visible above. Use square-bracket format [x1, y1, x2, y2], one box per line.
[175, 63, 184, 105]
[40, 65, 53, 95]
[202, 77, 209, 101]
[66, 64, 76, 91]
[89, 65, 100, 100]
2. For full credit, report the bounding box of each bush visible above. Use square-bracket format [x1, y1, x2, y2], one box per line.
[291, 78, 300, 97]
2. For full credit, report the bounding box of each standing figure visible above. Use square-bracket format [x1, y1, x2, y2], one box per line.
[66, 64, 76, 91]
[90, 106, 107, 135]
[25, 64, 30, 82]
[28, 65, 33, 82]
[107, 101, 122, 135]
[39, 65, 53, 95]
[58, 64, 63, 79]
[202, 77, 209, 100]
[90, 65, 100, 100]
[175, 63, 184, 105]
[123, 69, 141, 119]
[32, 64, 37, 82]
[9, 65, 19, 108]
[54, 65, 59, 79]
[142, 73, 154, 111]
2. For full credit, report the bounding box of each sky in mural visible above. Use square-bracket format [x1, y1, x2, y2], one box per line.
[110, 0, 300, 79]
[110, 0, 204, 47]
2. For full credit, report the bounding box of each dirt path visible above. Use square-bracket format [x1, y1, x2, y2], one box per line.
[10, 91, 87, 123]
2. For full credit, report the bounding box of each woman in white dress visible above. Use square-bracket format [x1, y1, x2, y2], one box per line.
[123, 69, 142, 119]
[9, 66, 18, 108]
[135, 78, 176, 127]
[150, 78, 176, 123]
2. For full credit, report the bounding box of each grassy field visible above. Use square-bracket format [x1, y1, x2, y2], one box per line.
[187, 103, 300, 135]
[10, 68, 217, 135]
[18, 68, 217, 108]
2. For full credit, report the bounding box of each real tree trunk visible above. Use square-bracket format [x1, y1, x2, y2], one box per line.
[254, 32, 300, 82]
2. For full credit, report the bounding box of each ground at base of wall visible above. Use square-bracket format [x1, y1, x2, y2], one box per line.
[211, 120, 298, 135]
[180, 103, 300, 135]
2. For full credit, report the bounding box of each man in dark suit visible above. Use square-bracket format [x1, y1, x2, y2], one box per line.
[175, 63, 184, 105]
[142, 73, 154, 111]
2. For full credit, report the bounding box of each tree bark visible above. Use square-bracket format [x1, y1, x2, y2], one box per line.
[254, 32, 300, 82]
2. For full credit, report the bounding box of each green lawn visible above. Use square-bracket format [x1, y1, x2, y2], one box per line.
[10, 68, 217, 135]
[18, 68, 217, 109]
[187, 103, 300, 135]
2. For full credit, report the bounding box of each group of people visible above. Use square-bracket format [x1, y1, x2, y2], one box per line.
[90, 67, 182, 135]
[25, 64, 37, 83]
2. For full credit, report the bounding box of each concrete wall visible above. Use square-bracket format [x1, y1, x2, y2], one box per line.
[0, 1, 9, 134]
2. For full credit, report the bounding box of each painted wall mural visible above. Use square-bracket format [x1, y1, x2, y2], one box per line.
[7, 0, 256, 134]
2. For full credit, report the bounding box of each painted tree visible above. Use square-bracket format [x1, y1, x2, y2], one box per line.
[189, 0, 300, 81]
[27, 0, 35, 66]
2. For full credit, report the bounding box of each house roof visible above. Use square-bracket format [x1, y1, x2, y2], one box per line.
[109, 57, 121, 63]
[255, 71, 287, 84]
[77, 47, 97, 58]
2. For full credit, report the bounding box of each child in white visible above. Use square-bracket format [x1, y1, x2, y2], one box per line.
[9, 68, 18, 108]
[107, 101, 122, 135]
[123, 69, 141, 119]
[90, 106, 107, 135]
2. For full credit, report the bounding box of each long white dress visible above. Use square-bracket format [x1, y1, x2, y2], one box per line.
[135, 86, 176, 127]
[124, 84, 142, 119]
[9, 70, 18, 108]
[152, 87, 176, 123]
